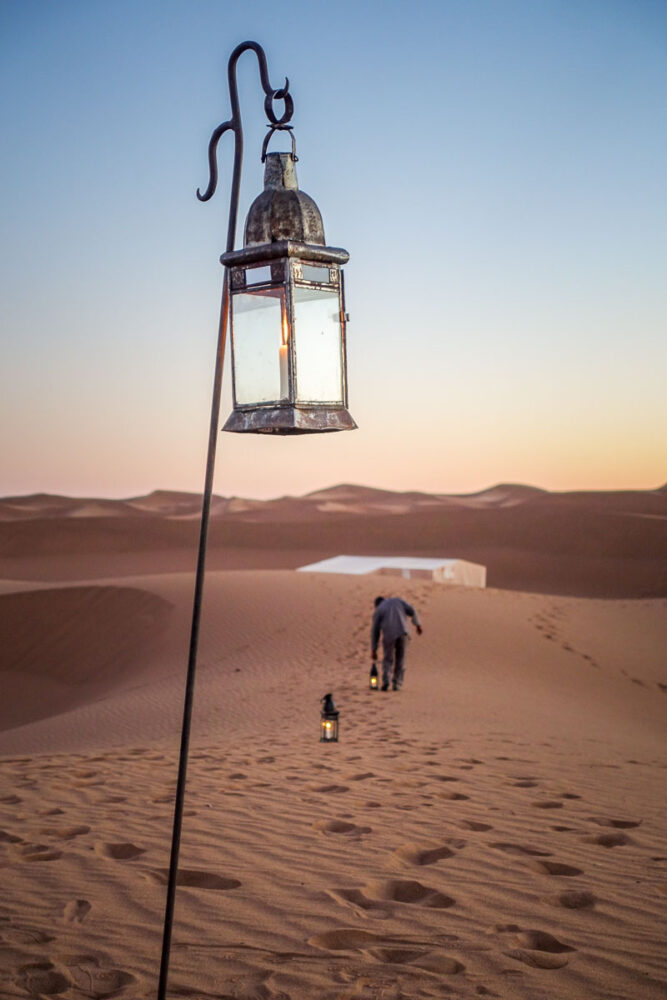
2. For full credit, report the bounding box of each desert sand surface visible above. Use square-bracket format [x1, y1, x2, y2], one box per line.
[0, 484, 666, 999]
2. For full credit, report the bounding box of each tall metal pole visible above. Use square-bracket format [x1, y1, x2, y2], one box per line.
[156, 42, 294, 1000]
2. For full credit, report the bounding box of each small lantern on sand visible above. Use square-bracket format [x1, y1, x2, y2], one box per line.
[369, 663, 379, 690]
[320, 693, 339, 742]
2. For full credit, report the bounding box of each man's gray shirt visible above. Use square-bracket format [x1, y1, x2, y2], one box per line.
[371, 597, 421, 651]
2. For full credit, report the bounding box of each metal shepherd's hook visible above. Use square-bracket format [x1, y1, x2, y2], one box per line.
[156, 42, 294, 1000]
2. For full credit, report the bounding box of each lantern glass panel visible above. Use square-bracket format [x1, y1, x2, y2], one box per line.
[246, 265, 272, 285]
[232, 289, 285, 405]
[320, 717, 338, 741]
[301, 264, 329, 283]
[293, 286, 343, 404]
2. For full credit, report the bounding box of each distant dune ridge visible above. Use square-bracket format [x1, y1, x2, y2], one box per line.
[0, 484, 665, 998]
[1, 482, 665, 596]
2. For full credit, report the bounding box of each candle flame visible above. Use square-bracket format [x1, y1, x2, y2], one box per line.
[281, 304, 289, 346]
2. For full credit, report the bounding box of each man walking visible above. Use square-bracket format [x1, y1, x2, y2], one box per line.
[371, 595, 422, 691]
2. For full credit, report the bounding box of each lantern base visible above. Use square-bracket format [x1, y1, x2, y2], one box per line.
[222, 405, 357, 435]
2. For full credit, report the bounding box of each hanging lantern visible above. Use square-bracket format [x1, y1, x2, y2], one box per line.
[320, 692, 339, 742]
[369, 663, 379, 690]
[221, 150, 356, 434]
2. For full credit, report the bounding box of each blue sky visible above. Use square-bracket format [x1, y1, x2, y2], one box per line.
[1, 0, 665, 498]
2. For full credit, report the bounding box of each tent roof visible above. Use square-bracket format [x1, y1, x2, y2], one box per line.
[297, 555, 461, 575]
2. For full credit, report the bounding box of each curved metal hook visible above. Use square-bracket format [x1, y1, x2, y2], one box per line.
[197, 41, 294, 209]
[196, 120, 234, 202]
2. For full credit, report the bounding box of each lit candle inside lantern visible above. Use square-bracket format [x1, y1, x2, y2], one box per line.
[279, 303, 289, 399]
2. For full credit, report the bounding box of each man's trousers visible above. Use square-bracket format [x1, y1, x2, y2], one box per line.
[382, 634, 407, 689]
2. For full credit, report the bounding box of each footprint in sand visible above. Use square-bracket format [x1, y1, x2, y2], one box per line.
[309, 928, 387, 951]
[309, 929, 464, 973]
[63, 899, 91, 923]
[409, 953, 465, 974]
[366, 946, 464, 974]
[327, 887, 394, 919]
[0, 829, 23, 844]
[17, 962, 70, 995]
[490, 842, 551, 858]
[393, 840, 466, 866]
[313, 819, 372, 838]
[359, 879, 455, 909]
[311, 784, 350, 794]
[12, 843, 62, 862]
[59, 955, 136, 996]
[589, 817, 641, 829]
[549, 890, 596, 909]
[40, 825, 90, 840]
[1, 927, 54, 946]
[147, 868, 241, 890]
[583, 832, 633, 848]
[459, 820, 493, 832]
[504, 929, 576, 970]
[94, 842, 145, 860]
[437, 791, 470, 801]
[365, 945, 429, 963]
[0, 795, 22, 805]
[532, 800, 564, 809]
[532, 860, 583, 877]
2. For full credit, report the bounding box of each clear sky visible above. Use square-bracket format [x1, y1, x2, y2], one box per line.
[1, 0, 665, 499]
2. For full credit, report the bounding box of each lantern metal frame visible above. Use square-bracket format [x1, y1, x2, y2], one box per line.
[222, 240, 355, 434]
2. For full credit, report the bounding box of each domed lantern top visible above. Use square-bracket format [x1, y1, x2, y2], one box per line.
[220, 151, 356, 435]
[244, 153, 325, 246]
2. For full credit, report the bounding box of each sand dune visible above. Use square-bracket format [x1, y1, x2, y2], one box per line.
[0, 585, 173, 732]
[1, 565, 666, 999]
[1, 483, 665, 596]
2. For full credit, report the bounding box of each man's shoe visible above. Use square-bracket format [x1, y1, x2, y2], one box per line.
[381, 683, 389, 691]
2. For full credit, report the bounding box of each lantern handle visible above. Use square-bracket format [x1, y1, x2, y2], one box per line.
[261, 124, 298, 163]
[196, 40, 294, 255]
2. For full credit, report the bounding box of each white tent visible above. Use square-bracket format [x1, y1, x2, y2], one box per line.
[297, 555, 486, 588]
